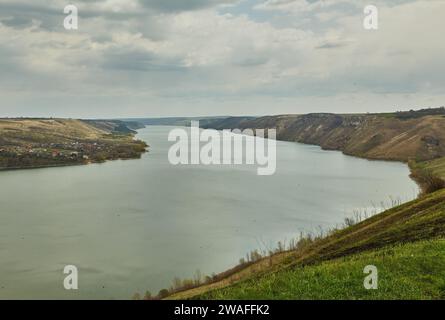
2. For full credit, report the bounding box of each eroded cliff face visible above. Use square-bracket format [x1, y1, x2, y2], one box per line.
[205, 113, 445, 162]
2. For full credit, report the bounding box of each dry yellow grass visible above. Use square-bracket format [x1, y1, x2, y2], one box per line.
[0, 119, 107, 140]
[207, 114, 445, 162]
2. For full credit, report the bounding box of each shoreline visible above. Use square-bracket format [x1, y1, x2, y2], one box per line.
[0, 126, 148, 173]
[0, 152, 146, 173]
[0, 156, 143, 172]
[282, 137, 424, 193]
[141, 124, 422, 192]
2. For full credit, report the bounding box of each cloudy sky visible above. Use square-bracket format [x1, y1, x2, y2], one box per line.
[0, 0, 444, 118]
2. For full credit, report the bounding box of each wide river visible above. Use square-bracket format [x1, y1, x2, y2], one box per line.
[0, 126, 418, 299]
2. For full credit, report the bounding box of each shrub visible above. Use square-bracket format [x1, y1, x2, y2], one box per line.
[143, 291, 152, 300]
[157, 289, 170, 299]
[410, 167, 445, 195]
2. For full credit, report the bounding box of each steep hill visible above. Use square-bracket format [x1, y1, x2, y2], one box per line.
[125, 116, 233, 127]
[203, 111, 445, 162]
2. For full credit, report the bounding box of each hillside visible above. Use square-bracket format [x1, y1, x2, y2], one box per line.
[136, 108, 445, 162]
[202, 110, 445, 162]
[0, 119, 147, 170]
[415, 157, 445, 179]
[167, 188, 445, 299]
[199, 239, 445, 300]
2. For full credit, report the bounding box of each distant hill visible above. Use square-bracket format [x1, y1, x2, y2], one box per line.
[202, 109, 445, 162]
[0, 119, 147, 170]
[122, 116, 230, 127]
[128, 108, 445, 162]
[84, 119, 145, 134]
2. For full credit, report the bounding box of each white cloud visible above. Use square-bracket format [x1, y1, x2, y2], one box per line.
[0, 0, 444, 117]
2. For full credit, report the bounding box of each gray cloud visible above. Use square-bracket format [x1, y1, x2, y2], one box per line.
[0, 0, 444, 118]
[101, 48, 186, 72]
[139, 0, 239, 12]
[315, 41, 350, 50]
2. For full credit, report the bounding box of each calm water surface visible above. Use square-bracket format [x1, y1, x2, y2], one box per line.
[0, 126, 418, 299]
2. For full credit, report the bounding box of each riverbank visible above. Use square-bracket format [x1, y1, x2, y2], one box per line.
[164, 187, 445, 300]
[197, 239, 445, 300]
[159, 161, 443, 300]
[200, 108, 445, 163]
[140, 109, 445, 192]
[0, 119, 147, 171]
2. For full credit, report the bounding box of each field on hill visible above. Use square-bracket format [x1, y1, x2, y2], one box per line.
[0, 119, 147, 170]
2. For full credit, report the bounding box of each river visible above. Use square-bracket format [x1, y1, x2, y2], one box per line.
[0, 126, 418, 299]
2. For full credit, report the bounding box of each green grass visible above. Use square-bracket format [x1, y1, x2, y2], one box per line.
[170, 188, 445, 300]
[288, 188, 445, 266]
[198, 239, 445, 300]
[417, 157, 445, 179]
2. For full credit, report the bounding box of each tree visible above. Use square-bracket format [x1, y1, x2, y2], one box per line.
[158, 289, 170, 299]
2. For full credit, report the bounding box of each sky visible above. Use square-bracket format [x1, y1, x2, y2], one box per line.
[0, 0, 444, 118]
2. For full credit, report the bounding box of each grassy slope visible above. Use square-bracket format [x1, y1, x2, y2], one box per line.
[417, 157, 445, 179]
[0, 119, 138, 140]
[205, 114, 445, 162]
[169, 189, 445, 299]
[200, 239, 445, 300]
[0, 119, 107, 141]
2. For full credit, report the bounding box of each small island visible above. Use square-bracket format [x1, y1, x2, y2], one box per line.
[0, 118, 147, 170]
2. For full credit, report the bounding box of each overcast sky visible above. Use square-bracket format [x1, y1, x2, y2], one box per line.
[0, 0, 444, 118]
